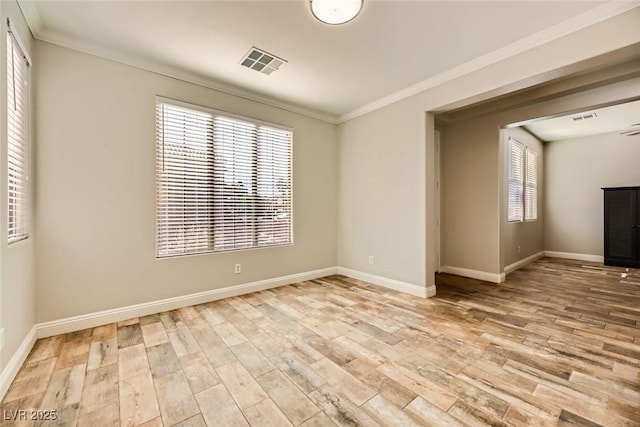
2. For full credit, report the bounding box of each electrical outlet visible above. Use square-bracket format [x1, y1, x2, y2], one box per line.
[235, 264, 241, 274]
[368, 256, 374, 265]
[517, 246, 521, 254]
[0, 328, 4, 351]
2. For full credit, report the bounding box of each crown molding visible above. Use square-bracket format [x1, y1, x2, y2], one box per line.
[18, 4, 339, 125]
[18, 1, 638, 126]
[338, 1, 640, 123]
[437, 54, 640, 125]
[39, 30, 339, 124]
[16, 0, 42, 36]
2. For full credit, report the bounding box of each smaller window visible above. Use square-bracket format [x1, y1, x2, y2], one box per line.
[508, 137, 537, 222]
[7, 25, 30, 243]
[508, 138, 525, 222]
[524, 148, 538, 221]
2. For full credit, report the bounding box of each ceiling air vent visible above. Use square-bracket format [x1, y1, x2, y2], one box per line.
[621, 123, 640, 137]
[240, 47, 286, 75]
[572, 112, 597, 121]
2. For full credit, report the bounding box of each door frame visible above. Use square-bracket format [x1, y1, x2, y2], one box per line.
[435, 130, 441, 273]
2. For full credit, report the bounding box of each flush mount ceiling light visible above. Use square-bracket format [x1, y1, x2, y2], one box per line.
[310, 0, 363, 25]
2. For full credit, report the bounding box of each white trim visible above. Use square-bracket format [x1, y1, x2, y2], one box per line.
[27, 29, 339, 125]
[156, 96, 294, 132]
[36, 267, 337, 338]
[337, 267, 435, 298]
[434, 130, 441, 273]
[505, 251, 545, 275]
[440, 266, 505, 284]
[1, 265, 434, 400]
[338, 2, 640, 123]
[18, 1, 637, 125]
[544, 251, 604, 263]
[34, 265, 438, 339]
[16, 0, 43, 35]
[7, 18, 32, 66]
[0, 326, 36, 401]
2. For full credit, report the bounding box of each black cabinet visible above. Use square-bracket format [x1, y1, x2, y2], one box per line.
[603, 187, 640, 268]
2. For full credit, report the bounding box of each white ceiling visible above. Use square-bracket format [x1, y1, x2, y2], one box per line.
[19, 1, 636, 122]
[524, 99, 640, 141]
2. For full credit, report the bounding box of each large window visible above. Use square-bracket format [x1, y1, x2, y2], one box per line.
[508, 137, 537, 222]
[156, 99, 293, 257]
[7, 25, 30, 244]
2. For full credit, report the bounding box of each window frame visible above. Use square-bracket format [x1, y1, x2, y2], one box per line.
[507, 137, 537, 223]
[7, 20, 31, 244]
[155, 97, 294, 258]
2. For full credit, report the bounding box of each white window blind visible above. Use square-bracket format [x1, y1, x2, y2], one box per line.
[508, 138, 525, 222]
[7, 28, 30, 244]
[524, 148, 538, 221]
[156, 100, 292, 257]
[508, 137, 538, 223]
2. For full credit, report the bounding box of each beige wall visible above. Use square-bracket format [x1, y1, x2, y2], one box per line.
[0, 1, 635, 372]
[440, 77, 640, 276]
[0, 1, 35, 371]
[545, 130, 640, 256]
[438, 121, 544, 275]
[338, 102, 427, 286]
[502, 127, 544, 267]
[440, 116, 502, 274]
[337, 9, 640, 287]
[34, 42, 338, 322]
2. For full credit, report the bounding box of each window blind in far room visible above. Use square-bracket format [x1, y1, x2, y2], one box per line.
[508, 138, 525, 222]
[524, 148, 538, 221]
[7, 28, 30, 244]
[156, 100, 293, 258]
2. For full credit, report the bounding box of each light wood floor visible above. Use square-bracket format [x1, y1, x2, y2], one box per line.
[2, 258, 639, 426]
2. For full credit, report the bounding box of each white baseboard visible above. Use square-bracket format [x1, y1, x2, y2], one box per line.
[1, 265, 437, 400]
[337, 267, 435, 298]
[544, 251, 604, 263]
[36, 267, 337, 338]
[505, 251, 545, 275]
[440, 266, 505, 283]
[0, 326, 36, 402]
[35, 262, 441, 339]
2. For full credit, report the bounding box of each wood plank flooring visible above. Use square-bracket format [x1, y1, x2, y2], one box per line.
[2, 258, 639, 426]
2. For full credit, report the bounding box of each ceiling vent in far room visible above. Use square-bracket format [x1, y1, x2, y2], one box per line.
[240, 47, 286, 75]
[572, 112, 597, 121]
[621, 123, 640, 137]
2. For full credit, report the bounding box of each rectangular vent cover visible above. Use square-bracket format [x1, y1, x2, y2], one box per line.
[572, 112, 597, 121]
[240, 47, 286, 75]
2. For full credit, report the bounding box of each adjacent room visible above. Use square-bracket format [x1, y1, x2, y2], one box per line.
[1, 1, 639, 426]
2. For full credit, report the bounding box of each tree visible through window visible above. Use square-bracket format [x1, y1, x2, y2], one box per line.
[508, 137, 537, 222]
[156, 100, 293, 257]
